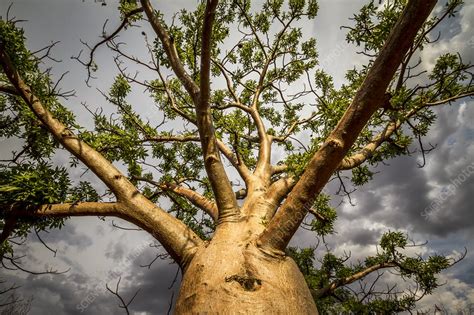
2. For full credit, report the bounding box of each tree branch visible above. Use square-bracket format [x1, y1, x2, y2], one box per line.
[140, 0, 199, 100]
[0, 44, 204, 268]
[74, 7, 144, 84]
[143, 133, 251, 184]
[257, 0, 437, 254]
[339, 121, 400, 170]
[143, 134, 200, 143]
[251, 106, 271, 179]
[195, 0, 239, 222]
[133, 176, 218, 221]
[212, 59, 241, 104]
[216, 139, 252, 183]
[271, 164, 288, 175]
[272, 111, 318, 143]
[314, 262, 397, 298]
[339, 90, 474, 170]
[0, 202, 123, 219]
[263, 177, 296, 220]
[106, 277, 139, 315]
[162, 183, 218, 221]
[425, 91, 474, 106]
[0, 43, 133, 201]
[0, 84, 19, 96]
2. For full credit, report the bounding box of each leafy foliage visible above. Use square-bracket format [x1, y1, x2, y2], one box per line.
[0, 162, 70, 205]
[288, 231, 456, 313]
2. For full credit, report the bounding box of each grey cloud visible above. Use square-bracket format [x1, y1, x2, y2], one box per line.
[105, 241, 126, 261]
[0, 272, 112, 315]
[342, 225, 381, 246]
[32, 221, 94, 251]
[120, 251, 181, 314]
[337, 102, 474, 238]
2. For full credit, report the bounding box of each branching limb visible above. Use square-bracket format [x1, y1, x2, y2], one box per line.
[143, 134, 200, 143]
[271, 164, 288, 175]
[154, 63, 196, 124]
[252, 106, 272, 179]
[0, 43, 136, 201]
[263, 177, 296, 219]
[133, 176, 218, 221]
[314, 262, 397, 299]
[72, 7, 144, 85]
[257, 0, 437, 253]
[157, 73, 251, 188]
[307, 207, 329, 223]
[31, 40, 61, 62]
[0, 44, 204, 268]
[139, 243, 170, 269]
[272, 111, 318, 143]
[216, 139, 252, 183]
[0, 281, 19, 297]
[1, 252, 69, 275]
[212, 59, 241, 104]
[0, 84, 19, 96]
[339, 90, 473, 170]
[140, 0, 199, 100]
[194, 0, 239, 222]
[339, 121, 400, 170]
[424, 91, 474, 106]
[142, 132, 251, 184]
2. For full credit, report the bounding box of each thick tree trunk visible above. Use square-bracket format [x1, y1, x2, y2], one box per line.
[175, 221, 318, 314]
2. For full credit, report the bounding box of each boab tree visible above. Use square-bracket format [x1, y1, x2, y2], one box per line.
[0, 0, 472, 313]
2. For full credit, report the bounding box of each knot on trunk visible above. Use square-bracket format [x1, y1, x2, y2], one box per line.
[225, 274, 262, 291]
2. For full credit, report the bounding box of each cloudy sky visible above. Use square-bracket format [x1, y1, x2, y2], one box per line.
[0, 0, 473, 314]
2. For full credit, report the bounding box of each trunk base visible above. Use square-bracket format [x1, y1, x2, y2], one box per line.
[175, 229, 318, 314]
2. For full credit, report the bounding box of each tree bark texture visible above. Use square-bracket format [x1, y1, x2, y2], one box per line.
[175, 220, 318, 314]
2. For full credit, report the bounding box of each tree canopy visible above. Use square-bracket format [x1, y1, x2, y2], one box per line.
[0, 0, 473, 313]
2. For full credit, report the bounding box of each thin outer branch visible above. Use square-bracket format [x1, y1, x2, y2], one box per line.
[425, 91, 474, 106]
[106, 277, 139, 315]
[74, 7, 144, 84]
[272, 111, 318, 142]
[216, 139, 252, 183]
[212, 60, 241, 104]
[146, 0, 241, 220]
[153, 72, 252, 183]
[314, 262, 397, 298]
[257, 0, 437, 254]
[143, 135, 200, 143]
[154, 63, 196, 124]
[307, 207, 328, 223]
[140, 0, 199, 100]
[87, 8, 144, 69]
[253, 16, 299, 178]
